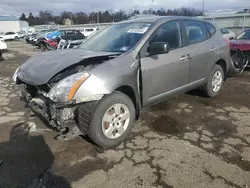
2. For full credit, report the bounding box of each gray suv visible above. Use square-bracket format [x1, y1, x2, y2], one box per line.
[13, 16, 230, 148]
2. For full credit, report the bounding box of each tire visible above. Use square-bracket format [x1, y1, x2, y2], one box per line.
[40, 44, 46, 52]
[85, 91, 135, 148]
[14, 36, 18, 40]
[203, 64, 224, 98]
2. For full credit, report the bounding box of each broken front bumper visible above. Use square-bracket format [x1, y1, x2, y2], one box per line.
[22, 90, 82, 140]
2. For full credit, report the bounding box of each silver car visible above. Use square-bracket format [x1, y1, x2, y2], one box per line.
[13, 16, 231, 148]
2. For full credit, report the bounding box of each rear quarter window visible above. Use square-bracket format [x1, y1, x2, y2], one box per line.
[205, 23, 216, 37]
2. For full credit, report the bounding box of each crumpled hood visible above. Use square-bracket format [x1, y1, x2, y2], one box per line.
[230, 40, 250, 51]
[18, 49, 119, 85]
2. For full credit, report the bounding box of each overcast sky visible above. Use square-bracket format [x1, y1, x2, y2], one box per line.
[0, 0, 249, 16]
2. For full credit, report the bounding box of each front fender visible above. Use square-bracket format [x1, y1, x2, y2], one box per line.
[73, 69, 138, 104]
[73, 74, 109, 103]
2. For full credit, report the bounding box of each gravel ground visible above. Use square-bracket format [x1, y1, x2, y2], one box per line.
[0, 41, 249, 188]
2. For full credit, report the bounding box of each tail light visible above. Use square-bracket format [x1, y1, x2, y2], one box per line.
[225, 39, 230, 48]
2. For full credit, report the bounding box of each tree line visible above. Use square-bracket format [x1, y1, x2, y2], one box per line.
[19, 8, 203, 26]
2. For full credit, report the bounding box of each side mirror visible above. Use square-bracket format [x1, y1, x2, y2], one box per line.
[229, 37, 234, 40]
[147, 42, 170, 56]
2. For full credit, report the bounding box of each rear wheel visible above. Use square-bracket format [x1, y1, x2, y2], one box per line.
[202, 64, 224, 97]
[85, 92, 135, 148]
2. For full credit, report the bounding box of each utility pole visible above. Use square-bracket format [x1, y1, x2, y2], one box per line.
[97, 12, 99, 29]
[70, 13, 73, 24]
[97, 12, 99, 24]
[202, 0, 205, 14]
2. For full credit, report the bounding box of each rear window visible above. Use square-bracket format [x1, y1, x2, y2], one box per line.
[205, 23, 216, 36]
[86, 29, 94, 32]
[65, 30, 74, 35]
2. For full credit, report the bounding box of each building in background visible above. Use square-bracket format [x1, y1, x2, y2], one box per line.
[64, 18, 72, 25]
[0, 16, 29, 33]
[19, 20, 29, 32]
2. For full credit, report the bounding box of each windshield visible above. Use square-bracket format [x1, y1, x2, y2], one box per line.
[80, 22, 152, 52]
[236, 31, 250, 40]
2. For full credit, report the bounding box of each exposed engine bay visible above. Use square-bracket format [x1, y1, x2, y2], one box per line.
[49, 56, 111, 85]
[230, 48, 249, 75]
[16, 54, 118, 141]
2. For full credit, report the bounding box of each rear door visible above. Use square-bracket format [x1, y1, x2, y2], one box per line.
[182, 20, 218, 87]
[140, 20, 190, 106]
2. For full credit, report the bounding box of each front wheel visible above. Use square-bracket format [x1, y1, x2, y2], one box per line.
[202, 64, 224, 97]
[84, 92, 135, 148]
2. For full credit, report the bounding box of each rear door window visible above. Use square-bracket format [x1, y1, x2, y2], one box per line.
[183, 20, 208, 45]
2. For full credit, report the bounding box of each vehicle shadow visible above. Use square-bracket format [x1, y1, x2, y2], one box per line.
[0, 51, 4, 61]
[0, 123, 72, 188]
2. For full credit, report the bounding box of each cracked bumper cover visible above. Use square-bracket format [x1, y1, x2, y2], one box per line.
[22, 90, 78, 132]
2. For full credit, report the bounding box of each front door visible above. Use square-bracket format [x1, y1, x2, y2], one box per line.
[140, 20, 190, 106]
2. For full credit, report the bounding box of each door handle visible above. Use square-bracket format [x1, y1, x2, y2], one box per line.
[210, 47, 216, 52]
[180, 54, 190, 61]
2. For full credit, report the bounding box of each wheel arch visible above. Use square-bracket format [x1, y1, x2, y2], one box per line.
[115, 85, 140, 120]
[215, 59, 227, 80]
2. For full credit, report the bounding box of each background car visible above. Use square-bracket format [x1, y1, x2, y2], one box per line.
[0, 37, 7, 58]
[39, 29, 85, 50]
[220, 28, 235, 40]
[80, 28, 97, 37]
[26, 33, 38, 44]
[60, 29, 85, 40]
[18, 31, 26, 38]
[0, 32, 19, 41]
[36, 30, 55, 47]
[229, 29, 250, 67]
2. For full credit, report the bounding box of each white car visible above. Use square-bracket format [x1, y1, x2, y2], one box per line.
[0, 37, 7, 58]
[18, 31, 26, 38]
[81, 28, 97, 37]
[0, 32, 19, 41]
[220, 28, 235, 40]
[0, 38, 7, 50]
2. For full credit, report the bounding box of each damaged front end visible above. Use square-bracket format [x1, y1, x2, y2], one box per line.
[21, 87, 82, 140]
[13, 53, 119, 140]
